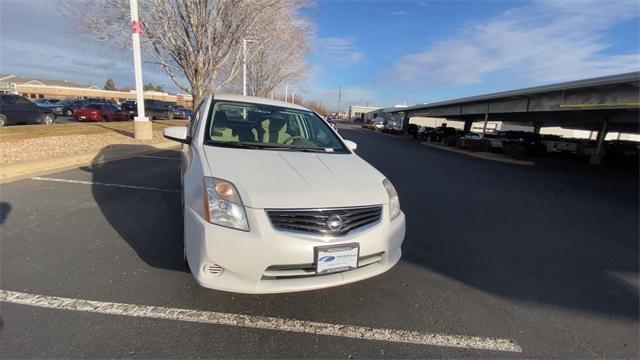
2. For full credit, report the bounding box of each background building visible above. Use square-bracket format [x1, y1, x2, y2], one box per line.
[0, 74, 193, 107]
[348, 105, 381, 121]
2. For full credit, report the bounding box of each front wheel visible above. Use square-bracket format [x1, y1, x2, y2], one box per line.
[65, 109, 73, 117]
[41, 114, 53, 125]
[0, 115, 6, 127]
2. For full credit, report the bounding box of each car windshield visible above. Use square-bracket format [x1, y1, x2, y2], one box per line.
[205, 101, 347, 153]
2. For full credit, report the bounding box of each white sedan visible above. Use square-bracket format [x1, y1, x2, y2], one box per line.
[163, 94, 405, 294]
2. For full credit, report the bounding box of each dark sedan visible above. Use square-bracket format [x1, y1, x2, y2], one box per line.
[0, 94, 54, 126]
[169, 105, 193, 119]
[50, 99, 88, 117]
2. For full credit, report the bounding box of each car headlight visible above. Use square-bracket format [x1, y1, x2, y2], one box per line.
[203, 177, 249, 231]
[382, 178, 401, 221]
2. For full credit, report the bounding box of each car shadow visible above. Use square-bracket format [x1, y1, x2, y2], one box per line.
[87, 144, 184, 271]
[343, 128, 639, 320]
[0, 202, 11, 225]
[93, 123, 135, 138]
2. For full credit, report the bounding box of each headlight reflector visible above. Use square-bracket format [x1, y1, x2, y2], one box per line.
[203, 177, 249, 231]
[383, 178, 401, 221]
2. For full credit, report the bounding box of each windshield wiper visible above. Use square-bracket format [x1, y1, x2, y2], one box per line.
[208, 141, 261, 149]
[259, 146, 329, 153]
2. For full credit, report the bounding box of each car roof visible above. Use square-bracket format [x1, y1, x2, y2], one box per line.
[212, 94, 310, 111]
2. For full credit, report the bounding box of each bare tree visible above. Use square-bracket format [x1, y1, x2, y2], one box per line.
[61, 0, 310, 107]
[243, 10, 310, 97]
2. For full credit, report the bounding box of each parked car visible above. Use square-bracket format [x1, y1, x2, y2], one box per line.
[123, 99, 174, 120]
[73, 103, 130, 122]
[382, 121, 403, 134]
[83, 98, 120, 108]
[361, 121, 377, 130]
[326, 118, 339, 131]
[169, 105, 193, 119]
[33, 98, 61, 108]
[120, 100, 137, 113]
[417, 126, 434, 140]
[427, 126, 459, 142]
[0, 94, 54, 126]
[49, 99, 83, 117]
[162, 94, 406, 294]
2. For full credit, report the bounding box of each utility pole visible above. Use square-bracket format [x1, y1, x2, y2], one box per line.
[129, 0, 151, 140]
[337, 84, 342, 115]
[285, 84, 295, 103]
[292, 91, 295, 104]
[242, 39, 257, 96]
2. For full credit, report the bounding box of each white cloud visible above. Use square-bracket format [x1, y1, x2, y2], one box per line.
[392, 11, 408, 16]
[314, 37, 363, 67]
[385, 0, 640, 88]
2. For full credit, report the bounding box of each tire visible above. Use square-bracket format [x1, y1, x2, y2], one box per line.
[167, 111, 174, 120]
[0, 115, 6, 127]
[65, 109, 73, 117]
[41, 114, 53, 125]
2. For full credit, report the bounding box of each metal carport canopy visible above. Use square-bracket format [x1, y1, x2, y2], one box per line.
[390, 72, 640, 133]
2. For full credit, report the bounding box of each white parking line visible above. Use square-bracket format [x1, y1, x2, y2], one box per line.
[0, 290, 521, 352]
[137, 155, 181, 160]
[32, 177, 179, 193]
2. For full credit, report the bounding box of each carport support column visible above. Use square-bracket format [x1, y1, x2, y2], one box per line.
[590, 121, 608, 165]
[130, 0, 152, 140]
[463, 119, 473, 133]
[402, 112, 410, 135]
[533, 122, 542, 134]
[481, 112, 489, 135]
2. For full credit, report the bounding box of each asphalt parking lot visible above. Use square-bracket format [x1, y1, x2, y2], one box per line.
[1, 126, 638, 358]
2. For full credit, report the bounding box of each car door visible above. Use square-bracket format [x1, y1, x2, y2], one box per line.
[0, 95, 21, 124]
[10, 95, 38, 123]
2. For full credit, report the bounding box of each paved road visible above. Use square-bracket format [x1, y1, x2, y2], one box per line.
[1, 127, 638, 358]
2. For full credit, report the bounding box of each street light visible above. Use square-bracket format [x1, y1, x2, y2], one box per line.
[129, 0, 151, 140]
[285, 84, 296, 103]
[242, 39, 257, 96]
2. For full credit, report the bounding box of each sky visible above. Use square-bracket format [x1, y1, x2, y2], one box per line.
[1, 0, 639, 111]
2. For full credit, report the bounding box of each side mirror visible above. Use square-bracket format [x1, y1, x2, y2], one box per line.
[343, 140, 358, 151]
[163, 126, 189, 144]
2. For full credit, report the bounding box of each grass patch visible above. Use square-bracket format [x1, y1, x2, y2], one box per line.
[0, 120, 187, 142]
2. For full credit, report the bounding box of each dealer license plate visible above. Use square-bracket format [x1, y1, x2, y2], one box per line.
[315, 243, 359, 275]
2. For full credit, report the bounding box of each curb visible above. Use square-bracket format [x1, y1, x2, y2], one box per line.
[421, 143, 535, 166]
[0, 141, 180, 184]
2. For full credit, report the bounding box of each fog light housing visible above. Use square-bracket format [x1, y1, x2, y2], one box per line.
[204, 263, 224, 275]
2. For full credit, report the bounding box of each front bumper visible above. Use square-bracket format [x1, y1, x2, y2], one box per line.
[184, 205, 405, 294]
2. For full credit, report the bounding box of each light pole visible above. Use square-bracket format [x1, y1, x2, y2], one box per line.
[129, 0, 151, 140]
[242, 39, 257, 96]
[285, 84, 295, 103]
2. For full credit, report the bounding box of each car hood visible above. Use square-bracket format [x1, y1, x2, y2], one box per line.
[203, 146, 389, 209]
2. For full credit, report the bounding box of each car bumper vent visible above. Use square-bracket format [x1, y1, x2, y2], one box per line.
[204, 264, 224, 275]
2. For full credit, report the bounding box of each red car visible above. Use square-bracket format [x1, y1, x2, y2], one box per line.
[73, 103, 130, 122]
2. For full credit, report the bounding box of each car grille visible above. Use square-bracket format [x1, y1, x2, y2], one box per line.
[266, 205, 382, 236]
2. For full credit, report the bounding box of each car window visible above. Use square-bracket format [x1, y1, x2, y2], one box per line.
[205, 101, 348, 153]
[4, 96, 32, 105]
